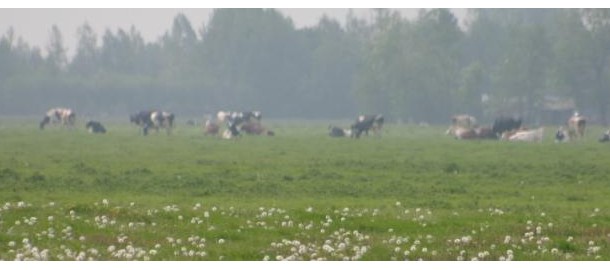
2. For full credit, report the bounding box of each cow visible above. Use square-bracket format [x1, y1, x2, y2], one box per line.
[216, 110, 233, 124]
[555, 126, 568, 143]
[447, 126, 478, 140]
[447, 125, 498, 140]
[130, 110, 154, 135]
[351, 114, 384, 138]
[40, 107, 76, 130]
[492, 116, 522, 138]
[567, 112, 586, 140]
[151, 111, 175, 135]
[504, 127, 544, 142]
[599, 130, 610, 143]
[242, 111, 262, 123]
[85, 121, 106, 134]
[329, 125, 351, 138]
[451, 114, 477, 128]
[240, 121, 274, 136]
[446, 114, 476, 136]
[130, 110, 174, 136]
[203, 119, 220, 136]
[474, 126, 497, 139]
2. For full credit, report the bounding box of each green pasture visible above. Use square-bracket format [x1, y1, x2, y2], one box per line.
[1, 118, 610, 261]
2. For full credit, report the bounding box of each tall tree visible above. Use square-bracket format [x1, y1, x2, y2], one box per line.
[70, 22, 99, 76]
[46, 25, 67, 73]
[581, 9, 610, 124]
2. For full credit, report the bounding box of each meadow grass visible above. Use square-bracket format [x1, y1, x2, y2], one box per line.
[1, 118, 610, 260]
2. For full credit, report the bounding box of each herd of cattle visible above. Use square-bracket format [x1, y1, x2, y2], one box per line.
[445, 112, 591, 142]
[37, 107, 610, 142]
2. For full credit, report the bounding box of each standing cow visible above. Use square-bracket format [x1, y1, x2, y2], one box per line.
[130, 110, 174, 136]
[40, 107, 76, 130]
[351, 114, 384, 138]
[492, 116, 522, 138]
[567, 112, 586, 140]
[151, 111, 175, 135]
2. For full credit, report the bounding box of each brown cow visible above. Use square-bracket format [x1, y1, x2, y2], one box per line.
[240, 122, 274, 136]
[203, 119, 220, 136]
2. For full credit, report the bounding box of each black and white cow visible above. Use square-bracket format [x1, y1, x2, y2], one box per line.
[492, 116, 522, 138]
[130, 110, 154, 135]
[351, 114, 384, 138]
[217, 110, 264, 139]
[86, 121, 106, 134]
[130, 110, 174, 136]
[242, 111, 262, 123]
[40, 107, 76, 130]
[328, 125, 351, 138]
[151, 111, 175, 135]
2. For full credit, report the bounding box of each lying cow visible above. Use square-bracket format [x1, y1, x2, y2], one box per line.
[203, 119, 220, 136]
[503, 127, 544, 142]
[555, 126, 568, 143]
[85, 121, 106, 134]
[329, 125, 352, 138]
[240, 122, 274, 136]
[446, 125, 496, 140]
[599, 130, 610, 143]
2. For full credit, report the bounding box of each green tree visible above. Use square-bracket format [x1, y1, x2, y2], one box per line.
[70, 22, 99, 76]
[46, 25, 67, 73]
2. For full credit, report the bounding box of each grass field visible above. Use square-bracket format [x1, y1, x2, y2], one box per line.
[1, 118, 610, 261]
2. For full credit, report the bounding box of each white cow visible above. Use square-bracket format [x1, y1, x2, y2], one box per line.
[446, 114, 477, 136]
[506, 127, 544, 142]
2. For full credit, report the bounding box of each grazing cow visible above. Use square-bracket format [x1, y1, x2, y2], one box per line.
[505, 127, 544, 142]
[40, 107, 76, 130]
[567, 112, 586, 140]
[351, 114, 384, 138]
[599, 130, 610, 143]
[85, 121, 106, 134]
[492, 116, 522, 137]
[151, 111, 175, 135]
[130, 110, 174, 136]
[203, 119, 220, 136]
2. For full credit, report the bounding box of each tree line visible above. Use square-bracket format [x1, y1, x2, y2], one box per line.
[1, 9, 610, 125]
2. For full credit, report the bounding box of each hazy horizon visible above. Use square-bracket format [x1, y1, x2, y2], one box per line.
[0, 8, 440, 58]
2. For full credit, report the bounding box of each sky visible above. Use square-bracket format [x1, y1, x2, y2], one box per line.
[0, 8, 431, 58]
[0, 0, 598, 58]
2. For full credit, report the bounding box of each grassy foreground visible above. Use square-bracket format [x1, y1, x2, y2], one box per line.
[1, 119, 610, 261]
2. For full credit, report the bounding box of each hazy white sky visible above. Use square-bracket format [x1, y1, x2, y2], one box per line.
[5, 0, 594, 59]
[0, 8, 450, 58]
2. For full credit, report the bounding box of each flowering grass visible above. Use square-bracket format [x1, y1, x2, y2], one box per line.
[1, 119, 610, 260]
